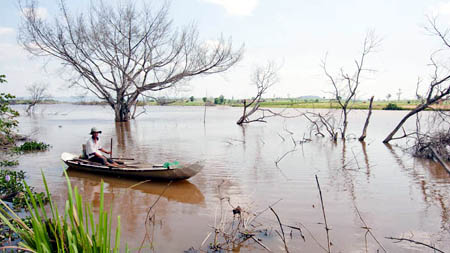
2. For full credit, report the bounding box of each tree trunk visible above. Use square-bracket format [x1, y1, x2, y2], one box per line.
[26, 102, 36, 114]
[236, 100, 247, 125]
[359, 96, 374, 142]
[114, 102, 131, 122]
[341, 108, 348, 139]
[382, 103, 428, 143]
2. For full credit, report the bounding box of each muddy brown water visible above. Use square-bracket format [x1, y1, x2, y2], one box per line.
[9, 104, 450, 252]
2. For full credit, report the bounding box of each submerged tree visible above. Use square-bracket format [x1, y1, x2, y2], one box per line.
[26, 82, 49, 114]
[321, 31, 380, 139]
[236, 62, 280, 125]
[19, 0, 243, 121]
[383, 17, 450, 143]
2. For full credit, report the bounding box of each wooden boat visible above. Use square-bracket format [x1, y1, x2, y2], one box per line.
[61, 152, 203, 181]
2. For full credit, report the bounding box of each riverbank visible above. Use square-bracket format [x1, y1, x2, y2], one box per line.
[14, 99, 450, 111]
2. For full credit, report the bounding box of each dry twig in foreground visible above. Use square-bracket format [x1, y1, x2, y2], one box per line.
[385, 236, 445, 253]
[315, 175, 331, 253]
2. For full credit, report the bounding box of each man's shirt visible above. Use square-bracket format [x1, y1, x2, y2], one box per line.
[86, 137, 102, 159]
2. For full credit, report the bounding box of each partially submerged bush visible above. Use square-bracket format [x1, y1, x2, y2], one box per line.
[383, 103, 403, 110]
[413, 131, 450, 161]
[14, 141, 50, 152]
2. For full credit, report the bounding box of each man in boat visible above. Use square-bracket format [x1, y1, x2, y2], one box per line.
[86, 127, 119, 167]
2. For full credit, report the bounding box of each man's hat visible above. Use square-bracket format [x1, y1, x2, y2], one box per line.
[90, 127, 102, 134]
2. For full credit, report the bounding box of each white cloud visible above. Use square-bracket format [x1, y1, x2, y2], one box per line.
[201, 0, 259, 16]
[429, 2, 450, 16]
[22, 7, 48, 20]
[0, 27, 15, 36]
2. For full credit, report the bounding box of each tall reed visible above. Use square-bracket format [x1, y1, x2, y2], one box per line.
[0, 170, 127, 252]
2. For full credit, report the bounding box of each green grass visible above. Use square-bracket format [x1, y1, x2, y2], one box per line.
[139, 99, 432, 110]
[0, 171, 127, 252]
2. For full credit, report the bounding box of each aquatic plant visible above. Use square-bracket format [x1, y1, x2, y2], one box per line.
[13, 141, 50, 152]
[0, 171, 127, 252]
[0, 169, 46, 210]
[0, 160, 19, 167]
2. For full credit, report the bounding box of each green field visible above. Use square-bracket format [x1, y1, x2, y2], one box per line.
[14, 98, 450, 111]
[163, 99, 450, 111]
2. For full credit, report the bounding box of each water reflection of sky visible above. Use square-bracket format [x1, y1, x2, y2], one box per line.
[9, 104, 450, 252]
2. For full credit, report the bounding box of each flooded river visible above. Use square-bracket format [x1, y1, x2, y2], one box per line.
[10, 104, 450, 252]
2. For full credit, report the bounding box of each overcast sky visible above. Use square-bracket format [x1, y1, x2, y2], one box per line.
[2, 0, 450, 100]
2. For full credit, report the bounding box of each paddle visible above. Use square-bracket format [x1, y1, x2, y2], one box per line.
[110, 138, 113, 159]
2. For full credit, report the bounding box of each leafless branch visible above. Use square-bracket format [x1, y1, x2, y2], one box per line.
[315, 175, 331, 253]
[269, 207, 289, 252]
[138, 181, 172, 252]
[385, 236, 445, 253]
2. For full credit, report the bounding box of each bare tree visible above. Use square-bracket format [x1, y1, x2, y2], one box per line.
[26, 82, 49, 114]
[322, 31, 380, 139]
[236, 62, 280, 125]
[18, 0, 243, 122]
[383, 17, 450, 143]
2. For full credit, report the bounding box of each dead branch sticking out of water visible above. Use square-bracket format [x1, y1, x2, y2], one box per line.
[352, 203, 387, 252]
[198, 188, 312, 252]
[275, 137, 297, 166]
[351, 149, 361, 170]
[225, 138, 245, 145]
[315, 175, 331, 253]
[138, 181, 172, 253]
[359, 96, 374, 142]
[250, 236, 272, 252]
[296, 222, 328, 252]
[205, 180, 265, 252]
[277, 133, 286, 142]
[304, 112, 338, 141]
[385, 236, 445, 253]
[274, 137, 297, 179]
[304, 113, 325, 138]
[269, 207, 289, 252]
